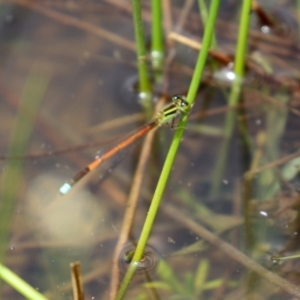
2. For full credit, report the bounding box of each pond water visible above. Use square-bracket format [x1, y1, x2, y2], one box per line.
[0, 1, 300, 299]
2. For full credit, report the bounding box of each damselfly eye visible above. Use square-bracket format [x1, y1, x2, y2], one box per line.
[181, 100, 188, 107]
[172, 94, 184, 101]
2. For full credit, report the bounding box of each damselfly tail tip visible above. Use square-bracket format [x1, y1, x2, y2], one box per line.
[59, 182, 72, 195]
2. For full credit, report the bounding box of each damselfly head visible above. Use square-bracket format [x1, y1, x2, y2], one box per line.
[172, 94, 190, 111]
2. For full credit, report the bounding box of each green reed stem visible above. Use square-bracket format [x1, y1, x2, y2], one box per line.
[210, 0, 252, 197]
[0, 263, 48, 300]
[115, 1, 220, 299]
[131, 0, 152, 109]
[151, 0, 164, 74]
[197, 0, 217, 48]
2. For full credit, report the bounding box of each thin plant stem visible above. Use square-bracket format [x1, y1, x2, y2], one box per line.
[0, 263, 48, 300]
[0, 70, 49, 262]
[0, 67, 49, 293]
[151, 0, 164, 75]
[131, 0, 152, 111]
[197, 0, 217, 48]
[115, 1, 220, 299]
[210, 0, 252, 197]
[109, 128, 157, 300]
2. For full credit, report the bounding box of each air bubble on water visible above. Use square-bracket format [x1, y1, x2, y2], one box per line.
[259, 211, 268, 217]
[261, 25, 270, 34]
[213, 66, 244, 85]
[226, 71, 236, 81]
[139, 92, 151, 102]
[151, 51, 162, 59]
[139, 92, 147, 99]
